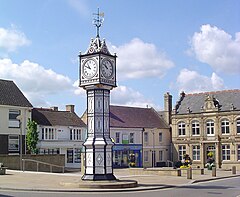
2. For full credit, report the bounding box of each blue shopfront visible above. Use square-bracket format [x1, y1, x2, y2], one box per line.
[113, 144, 142, 168]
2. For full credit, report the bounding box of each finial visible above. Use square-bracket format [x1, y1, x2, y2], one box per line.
[93, 8, 104, 38]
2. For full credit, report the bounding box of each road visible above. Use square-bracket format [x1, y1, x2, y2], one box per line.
[0, 177, 239, 197]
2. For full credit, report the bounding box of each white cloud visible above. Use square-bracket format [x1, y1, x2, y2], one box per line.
[0, 26, 31, 52]
[176, 68, 225, 93]
[73, 80, 85, 96]
[190, 24, 240, 74]
[67, 0, 90, 18]
[0, 58, 73, 106]
[111, 85, 159, 109]
[110, 38, 174, 79]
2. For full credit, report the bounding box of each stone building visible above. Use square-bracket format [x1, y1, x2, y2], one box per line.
[0, 79, 32, 155]
[171, 90, 240, 170]
[32, 105, 86, 168]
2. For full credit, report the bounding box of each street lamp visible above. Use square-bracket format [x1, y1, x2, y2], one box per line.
[16, 115, 23, 171]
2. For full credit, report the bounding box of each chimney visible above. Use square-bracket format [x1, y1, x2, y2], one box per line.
[51, 106, 58, 111]
[66, 104, 75, 113]
[164, 92, 172, 124]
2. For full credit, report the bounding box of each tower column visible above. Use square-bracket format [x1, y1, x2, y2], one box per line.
[82, 88, 116, 180]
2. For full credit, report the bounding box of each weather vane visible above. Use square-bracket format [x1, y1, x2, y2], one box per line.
[93, 8, 104, 38]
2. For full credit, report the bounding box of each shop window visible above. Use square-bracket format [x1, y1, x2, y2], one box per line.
[221, 119, 230, 135]
[192, 121, 200, 136]
[67, 149, 74, 163]
[192, 145, 200, 160]
[74, 148, 81, 163]
[8, 110, 20, 128]
[178, 122, 186, 136]
[222, 144, 230, 160]
[8, 135, 19, 151]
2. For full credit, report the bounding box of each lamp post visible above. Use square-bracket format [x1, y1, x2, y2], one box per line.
[16, 115, 23, 171]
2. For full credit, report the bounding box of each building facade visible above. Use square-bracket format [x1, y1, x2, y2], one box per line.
[0, 79, 32, 155]
[171, 90, 240, 170]
[32, 105, 87, 168]
[110, 105, 170, 168]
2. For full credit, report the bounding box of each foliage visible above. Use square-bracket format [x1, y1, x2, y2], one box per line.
[207, 152, 214, 157]
[26, 119, 38, 154]
[180, 154, 192, 168]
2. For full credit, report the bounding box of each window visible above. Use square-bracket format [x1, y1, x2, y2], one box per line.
[192, 121, 200, 136]
[237, 118, 240, 134]
[206, 120, 214, 136]
[221, 119, 230, 135]
[144, 151, 149, 162]
[178, 122, 186, 136]
[70, 129, 82, 141]
[159, 132, 163, 142]
[178, 145, 186, 160]
[115, 132, 120, 143]
[42, 127, 57, 140]
[222, 144, 230, 160]
[159, 150, 163, 161]
[8, 110, 20, 128]
[144, 132, 148, 143]
[192, 145, 200, 160]
[74, 148, 81, 163]
[8, 135, 19, 151]
[67, 149, 74, 163]
[238, 145, 240, 161]
[129, 133, 134, 144]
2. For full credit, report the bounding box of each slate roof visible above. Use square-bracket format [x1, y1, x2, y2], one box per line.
[110, 105, 169, 129]
[32, 108, 86, 127]
[0, 79, 32, 107]
[176, 90, 240, 114]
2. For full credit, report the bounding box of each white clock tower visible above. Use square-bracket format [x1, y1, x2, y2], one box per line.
[79, 9, 117, 181]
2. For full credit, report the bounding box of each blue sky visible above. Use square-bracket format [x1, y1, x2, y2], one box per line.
[0, 0, 239, 115]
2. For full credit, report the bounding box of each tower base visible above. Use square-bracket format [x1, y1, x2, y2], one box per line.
[82, 174, 117, 181]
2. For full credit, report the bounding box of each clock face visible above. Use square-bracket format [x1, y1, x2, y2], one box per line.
[83, 59, 98, 78]
[101, 59, 113, 78]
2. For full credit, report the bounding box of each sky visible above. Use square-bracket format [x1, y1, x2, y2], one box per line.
[0, 0, 239, 116]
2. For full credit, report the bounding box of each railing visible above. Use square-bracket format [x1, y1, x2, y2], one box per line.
[22, 159, 65, 173]
[166, 160, 174, 167]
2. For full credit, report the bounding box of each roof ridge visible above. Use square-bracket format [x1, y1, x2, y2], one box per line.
[186, 89, 240, 96]
[0, 79, 13, 82]
[110, 105, 150, 110]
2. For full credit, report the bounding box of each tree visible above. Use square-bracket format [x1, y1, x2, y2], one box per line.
[26, 119, 38, 154]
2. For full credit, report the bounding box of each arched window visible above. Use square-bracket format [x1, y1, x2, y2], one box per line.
[206, 120, 214, 136]
[221, 119, 230, 135]
[178, 122, 186, 136]
[237, 118, 240, 135]
[192, 120, 200, 136]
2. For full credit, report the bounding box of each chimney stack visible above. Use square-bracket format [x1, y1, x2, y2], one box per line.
[164, 92, 172, 124]
[51, 106, 58, 111]
[66, 104, 75, 113]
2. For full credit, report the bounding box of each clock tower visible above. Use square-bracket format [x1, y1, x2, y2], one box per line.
[79, 9, 117, 181]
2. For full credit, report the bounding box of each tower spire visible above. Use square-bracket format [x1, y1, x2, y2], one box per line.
[93, 8, 104, 38]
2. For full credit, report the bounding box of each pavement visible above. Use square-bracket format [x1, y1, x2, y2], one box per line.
[0, 168, 239, 192]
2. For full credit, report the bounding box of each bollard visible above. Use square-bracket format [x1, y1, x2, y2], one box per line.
[232, 166, 236, 175]
[187, 168, 192, 179]
[200, 168, 204, 175]
[212, 167, 216, 177]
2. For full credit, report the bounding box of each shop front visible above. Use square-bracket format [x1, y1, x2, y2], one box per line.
[113, 144, 142, 168]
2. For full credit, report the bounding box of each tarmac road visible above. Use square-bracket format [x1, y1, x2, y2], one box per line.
[0, 176, 239, 197]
